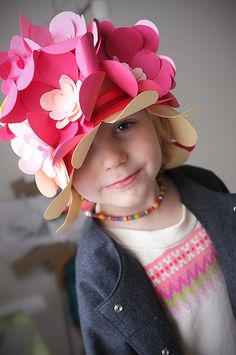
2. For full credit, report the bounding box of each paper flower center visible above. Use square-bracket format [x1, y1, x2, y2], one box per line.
[40, 74, 83, 129]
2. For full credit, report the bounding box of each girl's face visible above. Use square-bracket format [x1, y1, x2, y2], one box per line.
[73, 110, 163, 215]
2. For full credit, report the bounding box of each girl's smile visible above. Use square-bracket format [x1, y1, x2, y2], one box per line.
[103, 169, 141, 190]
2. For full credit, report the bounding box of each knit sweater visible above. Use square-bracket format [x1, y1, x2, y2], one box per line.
[105, 206, 236, 354]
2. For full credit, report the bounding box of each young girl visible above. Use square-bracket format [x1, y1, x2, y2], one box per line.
[0, 11, 235, 355]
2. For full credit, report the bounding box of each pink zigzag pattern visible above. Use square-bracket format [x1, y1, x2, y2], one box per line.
[158, 250, 216, 300]
[167, 270, 222, 317]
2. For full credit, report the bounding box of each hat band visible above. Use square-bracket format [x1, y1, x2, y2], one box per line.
[172, 140, 196, 152]
[92, 88, 132, 125]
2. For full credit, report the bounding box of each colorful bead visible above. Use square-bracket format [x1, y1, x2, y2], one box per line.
[85, 177, 166, 222]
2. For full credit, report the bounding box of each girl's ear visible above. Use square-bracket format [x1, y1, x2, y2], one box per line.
[81, 198, 95, 211]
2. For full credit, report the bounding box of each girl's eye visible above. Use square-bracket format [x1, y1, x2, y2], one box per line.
[114, 121, 135, 134]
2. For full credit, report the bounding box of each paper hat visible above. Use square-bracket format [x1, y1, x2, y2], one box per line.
[0, 11, 197, 231]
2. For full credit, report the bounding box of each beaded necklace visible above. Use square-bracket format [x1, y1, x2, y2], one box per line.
[85, 178, 166, 222]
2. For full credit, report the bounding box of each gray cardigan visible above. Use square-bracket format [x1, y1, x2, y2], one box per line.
[75, 165, 236, 355]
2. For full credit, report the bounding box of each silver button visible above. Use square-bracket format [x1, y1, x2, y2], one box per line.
[161, 349, 170, 355]
[233, 206, 236, 212]
[114, 304, 123, 313]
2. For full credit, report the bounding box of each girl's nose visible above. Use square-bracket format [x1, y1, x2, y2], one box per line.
[100, 143, 127, 171]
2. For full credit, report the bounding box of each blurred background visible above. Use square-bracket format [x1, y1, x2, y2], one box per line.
[0, 0, 235, 354]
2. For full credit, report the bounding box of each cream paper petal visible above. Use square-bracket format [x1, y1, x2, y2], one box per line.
[35, 170, 58, 197]
[0, 97, 7, 116]
[147, 105, 198, 146]
[44, 169, 74, 220]
[147, 104, 198, 168]
[18, 159, 34, 175]
[72, 125, 100, 169]
[168, 116, 198, 146]
[147, 104, 199, 119]
[56, 187, 82, 234]
[104, 90, 158, 124]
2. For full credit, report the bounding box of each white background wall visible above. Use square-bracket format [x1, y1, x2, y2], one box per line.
[0, 0, 235, 199]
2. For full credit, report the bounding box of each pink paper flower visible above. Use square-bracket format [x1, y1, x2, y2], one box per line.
[0, 34, 105, 164]
[1, 50, 80, 144]
[40, 75, 83, 129]
[10, 120, 69, 197]
[0, 12, 99, 112]
[0, 35, 35, 95]
[22, 11, 98, 54]
[98, 19, 178, 106]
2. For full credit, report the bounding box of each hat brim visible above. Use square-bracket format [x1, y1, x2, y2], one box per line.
[147, 104, 198, 168]
[72, 90, 158, 169]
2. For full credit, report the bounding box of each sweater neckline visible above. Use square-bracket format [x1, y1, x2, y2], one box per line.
[104, 205, 198, 250]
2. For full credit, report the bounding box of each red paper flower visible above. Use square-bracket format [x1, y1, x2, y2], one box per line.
[98, 19, 178, 106]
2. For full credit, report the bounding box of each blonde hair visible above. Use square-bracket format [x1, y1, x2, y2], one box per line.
[146, 109, 173, 171]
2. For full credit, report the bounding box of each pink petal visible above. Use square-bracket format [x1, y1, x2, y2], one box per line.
[28, 110, 59, 146]
[49, 11, 86, 42]
[106, 28, 143, 63]
[159, 55, 176, 74]
[42, 38, 78, 54]
[20, 14, 52, 47]
[87, 20, 98, 45]
[0, 83, 27, 123]
[60, 121, 78, 143]
[10, 35, 30, 56]
[19, 13, 32, 38]
[0, 51, 8, 64]
[20, 13, 53, 47]
[0, 125, 15, 141]
[79, 72, 105, 119]
[100, 60, 138, 97]
[53, 134, 82, 164]
[130, 50, 161, 79]
[1, 78, 12, 95]
[98, 20, 116, 41]
[76, 33, 99, 78]
[17, 52, 35, 90]
[37, 52, 78, 88]
[74, 14, 87, 37]
[153, 58, 175, 96]
[158, 93, 179, 108]
[23, 38, 41, 51]
[3, 82, 17, 116]
[35, 169, 58, 197]
[138, 79, 161, 97]
[21, 81, 52, 111]
[30, 25, 53, 47]
[52, 121, 78, 163]
[135, 19, 159, 35]
[133, 24, 159, 52]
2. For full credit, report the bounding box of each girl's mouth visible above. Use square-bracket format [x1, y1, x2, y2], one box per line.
[104, 170, 141, 190]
